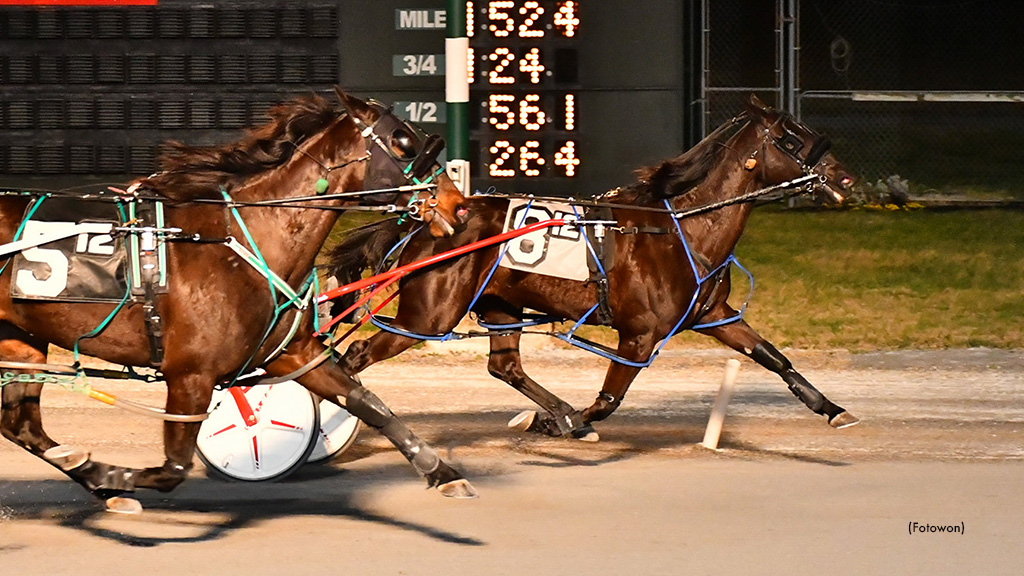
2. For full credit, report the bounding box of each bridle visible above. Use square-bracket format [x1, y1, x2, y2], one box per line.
[751, 111, 835, 193]
[293, 101, 449, 222]
[348, 100, 448, 221]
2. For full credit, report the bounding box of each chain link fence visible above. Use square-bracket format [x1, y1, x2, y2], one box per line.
[705, 0, 1024, 197]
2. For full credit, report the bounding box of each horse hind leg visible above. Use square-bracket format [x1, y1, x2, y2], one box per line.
[0, 326, 141, 513]
[697, 310, 859, 428]
[749, 340, 859, 428]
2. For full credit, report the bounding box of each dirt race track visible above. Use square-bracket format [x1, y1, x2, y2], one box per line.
[1, 343, 1023, 575]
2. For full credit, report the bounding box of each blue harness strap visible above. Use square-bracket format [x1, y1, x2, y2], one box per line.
[357, 198, 755, 369]
[362, 198, 537, 342]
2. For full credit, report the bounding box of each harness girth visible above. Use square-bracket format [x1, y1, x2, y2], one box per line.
[128, 200, 168, 367]
[582, 205, 672, 327]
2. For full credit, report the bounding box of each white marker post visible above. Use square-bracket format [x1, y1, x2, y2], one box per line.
[702, 359, 741, 450]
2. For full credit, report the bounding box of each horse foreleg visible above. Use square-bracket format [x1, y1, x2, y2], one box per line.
[272, 346, 476, 498]
[696, 307, 859, 428]
[578, 333, 654, 430]
[486, 328, 589, 439]
[133, 373, 214, 494]
[338, 330, 419, 376]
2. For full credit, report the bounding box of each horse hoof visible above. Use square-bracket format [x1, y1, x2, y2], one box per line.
[43, 445, 89, 471]
[571, 424, 600, 442]
[437, 478, 478, 499]
[508, 410, 536, 432]
[105, 496, 143, 515]
[829, 411, 860, 429]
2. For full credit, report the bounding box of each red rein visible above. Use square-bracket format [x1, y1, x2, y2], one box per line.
[314, 218, 566, 336]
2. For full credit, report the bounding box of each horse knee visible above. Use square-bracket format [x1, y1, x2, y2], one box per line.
[487, 354, 517, 381]
[338, 339, 370, 373]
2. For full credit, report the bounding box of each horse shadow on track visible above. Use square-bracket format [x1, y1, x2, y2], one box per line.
[0, 465, 485, 548]
[0, 400, 852, 547]
[343, 406, 853, 469]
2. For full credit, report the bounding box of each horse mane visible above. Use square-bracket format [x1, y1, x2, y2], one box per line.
[610, 114, 751, 204]
[327, 217, 406, 321]
[143, 93, 341, 201]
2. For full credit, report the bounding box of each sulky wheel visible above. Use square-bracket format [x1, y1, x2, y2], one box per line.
[307, 398, 361, 463]
[197, 380, 319, 482]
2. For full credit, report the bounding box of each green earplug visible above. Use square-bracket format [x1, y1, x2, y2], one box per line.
[314, 178, 330, 194]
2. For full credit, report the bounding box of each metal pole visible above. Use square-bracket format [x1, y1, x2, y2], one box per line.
[700, 0, 710, 137]
[446, 0, 470, 192]
[779, 0, 798, 116]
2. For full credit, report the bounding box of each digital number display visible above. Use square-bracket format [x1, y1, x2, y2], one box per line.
[469, 1, 580, 185]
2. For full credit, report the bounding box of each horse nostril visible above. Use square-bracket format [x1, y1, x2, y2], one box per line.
[840, 175, 853, 189]
[456, 204, 469, 221]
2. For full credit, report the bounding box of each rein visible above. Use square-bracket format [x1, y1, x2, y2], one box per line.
[475, 172, 822, 220]
[0, 183, 441, 216]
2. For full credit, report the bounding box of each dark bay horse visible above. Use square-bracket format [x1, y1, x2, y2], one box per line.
[0, 90, 473, 513]
[330, 95, 858, 442]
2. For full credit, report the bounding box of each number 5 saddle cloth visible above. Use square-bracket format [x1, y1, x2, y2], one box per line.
[10, 195, 167, 304]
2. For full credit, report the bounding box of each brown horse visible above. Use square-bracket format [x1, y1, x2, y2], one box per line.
[0, 90, 473, 513]
[329, 95, 858, 442]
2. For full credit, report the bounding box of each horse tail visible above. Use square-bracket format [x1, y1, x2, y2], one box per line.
[327, 217, 405, 321]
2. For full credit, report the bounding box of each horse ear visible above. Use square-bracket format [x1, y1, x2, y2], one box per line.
[746, 93, 771, 115]
[745, 93, 781, 126]
[335, 88, 373, 122]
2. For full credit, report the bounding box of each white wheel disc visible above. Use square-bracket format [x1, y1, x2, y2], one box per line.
[197, 381, 319, 482]
[307, 398, 361, 463]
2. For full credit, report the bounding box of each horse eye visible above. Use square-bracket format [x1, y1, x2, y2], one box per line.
[390, 130, 417, 160]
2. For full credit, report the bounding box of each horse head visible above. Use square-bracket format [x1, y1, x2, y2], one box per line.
[744, 94, 855, 204]
[336, 89, 468, 237]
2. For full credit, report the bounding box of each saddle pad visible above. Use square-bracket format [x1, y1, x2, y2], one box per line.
[11, 197, 127, 303]
[499, 199, 589, 281]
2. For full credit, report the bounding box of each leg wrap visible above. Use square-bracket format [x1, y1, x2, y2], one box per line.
[345, 386, 440, 477]
[781, 370, 826, 414]
[381, 420, 441, 476]
[528, 410, 587, 437]
[750, 342, 836, 416]
[135, 461, 192, 493]
[344, 386, 393, 428]
[554, 410, 586, 436]
[750, 342, 792, 373]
